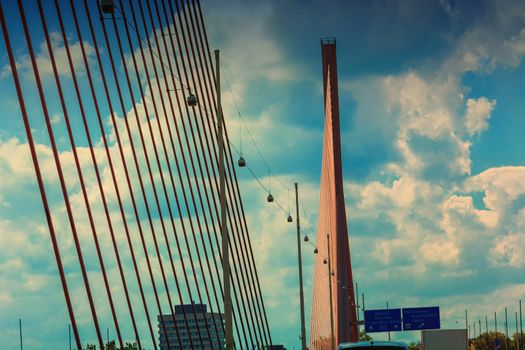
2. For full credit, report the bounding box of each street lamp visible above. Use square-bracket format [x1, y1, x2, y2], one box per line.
[295, 183, 307, 350]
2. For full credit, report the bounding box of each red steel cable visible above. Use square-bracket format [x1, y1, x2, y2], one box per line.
[6, 0, 274, 347]
[116, 0, 201, 347]
[167, 0, 274, 346]
[193, 0, 274, 344]
[70, 0, 159, 347]
[175, 1, 268, 346]
[16, 1, 105, 347]
[154, 0, 227, 329]
[52, 0, 146, 347]
[101, 5, 183, 350]
[193, 1, 274, 342]
[158, 0, 247, 343]
[117, 0, 212, 347]
[182, 1, 269, 346]
[161, 0, 252, 346]
[141, 0, 224, 344]
[0, 3, 82, 350]
[139, 0, 249, 345]
[130, 0, 245, 344]
[85, 1, 174, 348]
[174, 3, 262, 345]
[38, 1, 125, 347]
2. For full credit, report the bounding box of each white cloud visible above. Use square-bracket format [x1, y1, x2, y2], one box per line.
[50, 114, 61, 125]
[500, 28, 525, 67]
[419, 236, 459, 265]
[465, 166, 525, 210]
[464, 97, 496, 135]
[344, 61, 524, 315]
[358, 176, 440, 210]
[442, 2, 525, 74]
[384, 73, 458, 139]
[0, 32, 96, 81]
[490, 233, 525, 268]
[204, 0, 299, 84]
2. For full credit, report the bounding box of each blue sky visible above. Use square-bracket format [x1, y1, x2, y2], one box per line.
[1, 0, 525, 349]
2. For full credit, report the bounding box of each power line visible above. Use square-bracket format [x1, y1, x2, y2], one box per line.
[120, 0, 293, 221]
[220, 64, 292, 191]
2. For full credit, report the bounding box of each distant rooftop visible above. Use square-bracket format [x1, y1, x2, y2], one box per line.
[174, 303, 207, 314]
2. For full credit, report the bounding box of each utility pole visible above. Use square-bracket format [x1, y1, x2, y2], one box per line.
[520, 299, 523, 350]
[327, 233, 335, 350]
[295, 183, 306, 350]
[479, 319, 482, 337]
[387, 301, 391, 341]
[359, 293, 366, 338]
[465, 310, 469, 339]
[505, 307, 509, 350]
[514, 311, 521, 350]
[362, 293, 366, 339]
[216, 49, 233, 350]
[19, 318, 23, 350]
[485, 315, 489, 334]
[356, 282, 360, 326]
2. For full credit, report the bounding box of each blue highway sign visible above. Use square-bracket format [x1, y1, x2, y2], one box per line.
[402, 306, 440, 331]
[364, 308, 402, 333]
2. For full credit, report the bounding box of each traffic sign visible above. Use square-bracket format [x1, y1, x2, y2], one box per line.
[402, 306, 440, 331]
[364, 308, 402, 333]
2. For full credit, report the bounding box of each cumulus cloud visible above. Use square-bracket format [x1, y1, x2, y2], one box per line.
[490, 233, 525, 268]
[339, 1, 525, 322]
[464, 97, 496, 135]
[203, 1, 299, 84]
[0, 31, 96, 81]
[442, 1, 525, 74]
[419, 236, 459, 265]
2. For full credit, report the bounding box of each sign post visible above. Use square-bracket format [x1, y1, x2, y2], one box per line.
[403, 306, 441, 331]
[364, 309, 402, 333]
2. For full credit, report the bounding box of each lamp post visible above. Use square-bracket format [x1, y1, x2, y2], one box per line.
[505, 307, 509, 350]
[19, 318, 23, 350]
[514, 311, 521, 350]
[520, 299, 523, 350]
[387, 301, 391, 341]
[215, 49, 233, 350]
[356, 282, 360, 330]
[362, 293, 366, 339]
[295, 183, 307, 350]
[465, 310, 468, 339]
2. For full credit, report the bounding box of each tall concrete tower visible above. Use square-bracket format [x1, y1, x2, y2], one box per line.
[310, 38, 359, 350]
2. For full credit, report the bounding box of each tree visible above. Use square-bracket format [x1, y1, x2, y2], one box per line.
[408, 342, 420, 350]
[123, 342, 138, 350]
[359, 329, 373, 341]
[83, 341, 138, 350]
[468, 331, 523, 350]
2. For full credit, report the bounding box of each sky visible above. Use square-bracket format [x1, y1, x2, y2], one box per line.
[1, 0, 525, 349]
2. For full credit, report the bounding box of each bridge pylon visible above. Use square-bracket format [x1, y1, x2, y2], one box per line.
[310, 38, 359, 350]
